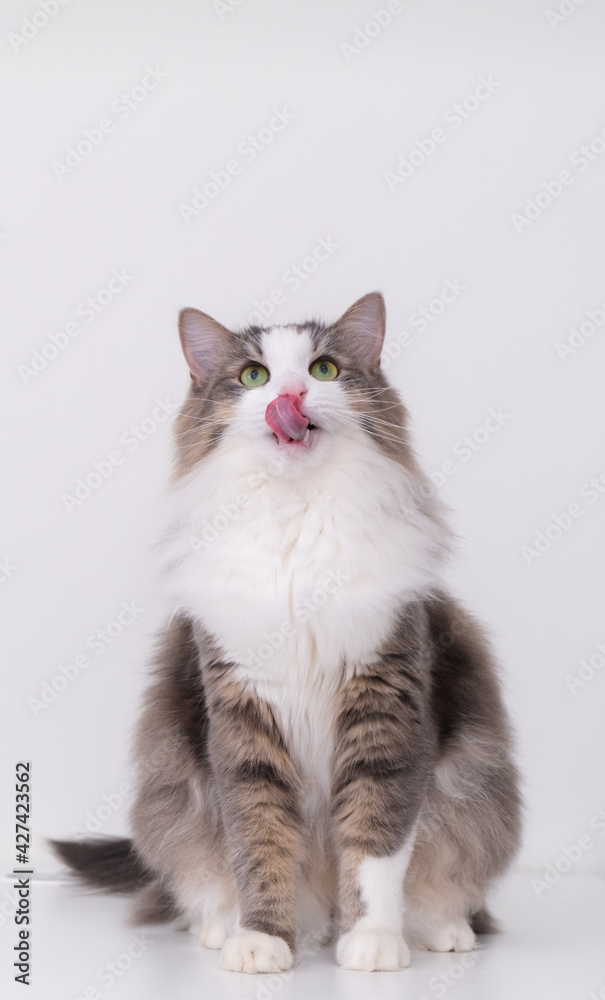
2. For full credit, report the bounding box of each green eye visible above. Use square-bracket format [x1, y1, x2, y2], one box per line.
[310, 359, 338, 381]
[240, 364, 269, 388]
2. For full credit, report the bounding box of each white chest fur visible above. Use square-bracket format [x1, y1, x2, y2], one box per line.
[158, 430, 446, 813]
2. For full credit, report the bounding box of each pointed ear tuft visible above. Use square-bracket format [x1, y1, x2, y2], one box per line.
[335, 292, 386, 369]
[178, 308, 233, 387]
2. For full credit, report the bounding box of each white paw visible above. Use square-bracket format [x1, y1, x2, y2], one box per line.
[336, 928, 411, 971]
[423, 918, 476, 953]
[197, 920, 230, 950]
[220, 930, 294, 974]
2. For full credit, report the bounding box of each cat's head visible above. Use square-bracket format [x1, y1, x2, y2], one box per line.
[173, 292, 415, 479]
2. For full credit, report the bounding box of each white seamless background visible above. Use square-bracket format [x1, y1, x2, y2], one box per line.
[1, 0, 604, 891]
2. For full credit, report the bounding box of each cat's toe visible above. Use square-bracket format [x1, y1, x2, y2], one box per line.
[336, 928, 410, 971]
[220, 930, 293, 974]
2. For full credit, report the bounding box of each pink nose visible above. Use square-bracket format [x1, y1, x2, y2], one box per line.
[265, 393, 310, 442]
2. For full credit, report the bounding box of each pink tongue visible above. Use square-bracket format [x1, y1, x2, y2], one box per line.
[265, 394, 310, 442]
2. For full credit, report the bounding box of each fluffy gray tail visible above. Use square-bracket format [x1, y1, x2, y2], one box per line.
[50, 836, 152, 894]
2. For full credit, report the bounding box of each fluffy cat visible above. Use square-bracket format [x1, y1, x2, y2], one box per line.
[52, 292, 521, 974]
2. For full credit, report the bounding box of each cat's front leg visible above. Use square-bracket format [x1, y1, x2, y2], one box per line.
[205, 668, 303, 974]
[331, 637, 434, 972]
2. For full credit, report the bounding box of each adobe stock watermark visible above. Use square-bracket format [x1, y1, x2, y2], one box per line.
[381, 277, 467, 367]
[52, 66, 169, 181]
[417, 949, 481, 999]
[0, 557, 17, 584]
[213, 0, 248, 19]
[240, 970, 293, 1000]
[64, 932, 150, 999]
[428, 407, 512, 489]
[0, 884, 21, 929]
[245, 569, 349, 668]
[235, 235, 340, 327]
[7, 0, 73, 53]
[545, 0, 594, 31]
[555, 294, 605, 361]
[62, 397, 178, 514]
[189, 453, 289, 552]
[69, 746, 181, 842]
[384, 75, 502, 190]
[27, 600, 144, 717]
[530, 806, 605, 897]
[564, 639, 605, 695]
[178, 107, 295, 222]
[71, 781, 134, 841]
[511, 120, 605, 233]
[17, 267, 134, 385]
[339, 2, 403, 62]
[384, 408, 510, 512]
[521, 467, 605, 566]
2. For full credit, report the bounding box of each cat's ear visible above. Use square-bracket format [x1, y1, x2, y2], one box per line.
[178, 308, 233, 388]
[334, 292, 386, 369]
